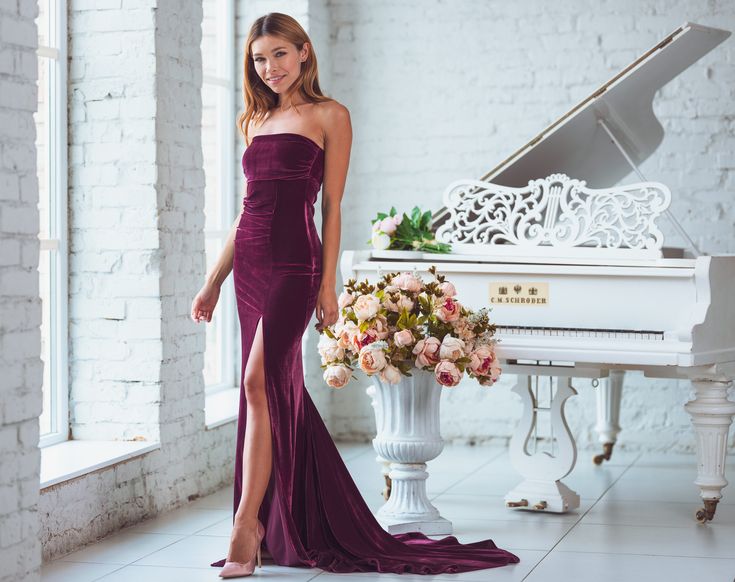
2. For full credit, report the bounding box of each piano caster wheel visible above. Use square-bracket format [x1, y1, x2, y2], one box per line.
[533, 501, 548, 510]
[695, 499, 718, 524]
[382, 475, 392, 501]
[593, 442, 615, 466]
[506, 499, 529, 508]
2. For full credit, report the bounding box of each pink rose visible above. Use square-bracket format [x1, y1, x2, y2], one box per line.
[379, 216, 399, 235]
[439, 281, 457, 297]
[373, 315, 390, 340]
[383, 293, 415, 313]
[337, 320, 360, 351]
[358, 344, 388, 374]
[338, 291, 355, 309]
[323, 364, 352, 388]
[353, 294, 380, 321]
[412, 336, 441, 368]
[434, 361, 462, 387]
[469, 344, 495, 376]
[379, 364, 402, 385]
[352, 328, 379, 352]
[392, 272, 423, 293]
[489, 363, 502, 382]
[393, 329, 414, 347]
[439, 335, 466, 361]
[435, 297, 461, 323]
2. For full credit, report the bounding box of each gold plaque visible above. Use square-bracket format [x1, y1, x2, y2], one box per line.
[489, 282, 549, 306]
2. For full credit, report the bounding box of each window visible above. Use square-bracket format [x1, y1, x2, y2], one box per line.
[36, 0, 69, 447]
[202, 0, 237, 395]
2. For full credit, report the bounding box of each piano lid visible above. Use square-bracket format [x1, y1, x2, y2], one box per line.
[469, 22, 729, 191]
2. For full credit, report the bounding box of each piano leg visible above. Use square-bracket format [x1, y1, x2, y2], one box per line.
[593, 370, 625, 465]
[684, 378, 735, 524]
[505, 375, 580, 513]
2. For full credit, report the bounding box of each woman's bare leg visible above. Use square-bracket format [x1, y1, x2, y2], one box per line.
[227, 316, 273, 563]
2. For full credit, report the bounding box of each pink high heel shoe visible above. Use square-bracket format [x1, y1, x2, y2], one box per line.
[220, 519, 265, 578]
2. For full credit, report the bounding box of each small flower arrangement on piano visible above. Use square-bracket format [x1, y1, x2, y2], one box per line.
[367, 206, 452, 253]
[318, 265, 501, 389]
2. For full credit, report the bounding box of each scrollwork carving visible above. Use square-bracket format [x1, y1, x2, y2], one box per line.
[436, 173, 671, 254]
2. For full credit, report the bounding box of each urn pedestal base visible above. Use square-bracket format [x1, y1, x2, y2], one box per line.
[367, 369, 453, 534]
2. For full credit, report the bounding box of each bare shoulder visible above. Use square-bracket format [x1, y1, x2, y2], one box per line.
[317, 100, 351, 126]
[316, 100, 351, 143]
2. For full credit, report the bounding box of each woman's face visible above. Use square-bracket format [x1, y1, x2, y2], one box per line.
[251, 35, 308, 95]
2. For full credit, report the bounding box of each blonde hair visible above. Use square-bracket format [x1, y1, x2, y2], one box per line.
[239, 13, 333, 143]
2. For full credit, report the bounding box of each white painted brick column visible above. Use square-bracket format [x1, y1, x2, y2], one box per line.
[0, 0, 43, 580]
[67, 0, 161, 442]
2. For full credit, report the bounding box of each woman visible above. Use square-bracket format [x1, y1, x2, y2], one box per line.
[191, 12, 519, 579]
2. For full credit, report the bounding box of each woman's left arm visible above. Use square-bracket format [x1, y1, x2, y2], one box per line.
[315, 102, 352, 332]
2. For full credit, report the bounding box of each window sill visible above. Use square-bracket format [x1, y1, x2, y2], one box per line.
[205, 387, 239, 429]
[40, 440, 160, 490]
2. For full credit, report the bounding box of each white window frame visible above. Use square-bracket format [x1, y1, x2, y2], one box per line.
[37, 0, 69, 448]
[203, 0, 237, 396]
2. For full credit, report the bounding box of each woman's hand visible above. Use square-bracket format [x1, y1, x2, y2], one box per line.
[191, 282, 221, 323]
[314, 283, 338, 333]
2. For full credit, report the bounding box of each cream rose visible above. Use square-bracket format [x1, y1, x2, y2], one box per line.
[358, 343, 388, 374]
[379, 364, 402, 385]
[439, 335, 466, 361]
[317, 334, 345, 364]
[353, 294, 381, 322]
[392, 272, 423, 293]
[323, 364, 352, 389]
[393, 329, 414, 347]
[338, 291, 355, 309]
[434, 361, 462, 387]
[371, 232, 391, 250]
[412, 336, 441, 368]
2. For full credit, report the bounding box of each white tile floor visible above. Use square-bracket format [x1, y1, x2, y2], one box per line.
[42, 443, 735, 582]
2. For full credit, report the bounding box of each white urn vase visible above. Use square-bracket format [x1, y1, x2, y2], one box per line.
[366, 367, 453, 535]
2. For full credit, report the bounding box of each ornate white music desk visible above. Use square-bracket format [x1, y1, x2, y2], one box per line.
[341, 22, 735, 529]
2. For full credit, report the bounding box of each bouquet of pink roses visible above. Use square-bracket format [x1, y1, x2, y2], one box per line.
[318, 265, 501, 389]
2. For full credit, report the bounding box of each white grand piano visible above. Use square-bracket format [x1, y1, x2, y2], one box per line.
[340, 22, 735, 524]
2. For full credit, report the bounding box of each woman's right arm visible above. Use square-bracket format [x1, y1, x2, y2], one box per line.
[205, 202, 244, 289]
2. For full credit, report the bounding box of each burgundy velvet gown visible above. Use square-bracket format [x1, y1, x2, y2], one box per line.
[211, 132, 520, 574]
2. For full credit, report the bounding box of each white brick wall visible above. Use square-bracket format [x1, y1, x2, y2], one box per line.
[0, 0, 43, 579]
[328, 0, 735, 453]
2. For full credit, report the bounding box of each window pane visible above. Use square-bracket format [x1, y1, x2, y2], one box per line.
[37, 0, 48, 47]
[39, 250, 52, 436]
[37, 56, 49, 239]
[202, 0, 220, 78]
[202, 83, 221, 232]
[203, 237, 223, 387]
